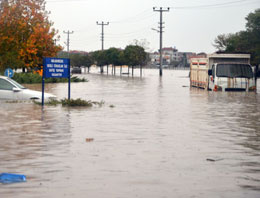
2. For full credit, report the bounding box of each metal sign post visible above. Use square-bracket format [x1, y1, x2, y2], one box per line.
[42, 64, 45, 106]
[42, 58, 70, 106]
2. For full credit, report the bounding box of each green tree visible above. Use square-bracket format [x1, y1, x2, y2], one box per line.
[246, 9, 260, 31]
[90, 46, 147, 68]
[105, 47, 122, 66]
[118, 51, 126, 66]
[73, 53, 93, 73]
[124, 45, 147, 66]
[82, 54, 93, 68]
[70, 53, 82, 67]
[91, 50, 107, 66]
[213, 9, 260, 65]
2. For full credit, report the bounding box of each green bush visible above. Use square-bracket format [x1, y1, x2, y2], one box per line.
[12, 73, 87, 84]
[34, 98, 104, 107]
[61, 98, 93, 107]
[13, 73, 42, 84]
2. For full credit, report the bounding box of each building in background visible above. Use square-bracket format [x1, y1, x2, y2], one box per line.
[149, 47, 207, 68]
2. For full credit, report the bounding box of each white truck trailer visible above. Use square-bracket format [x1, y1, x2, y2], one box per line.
[190, 53, 257, 92]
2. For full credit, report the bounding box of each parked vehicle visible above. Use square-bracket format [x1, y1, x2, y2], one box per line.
[156, 64, 169, 68]
[0, 75, 56, 101]
[190, 53, 257, 92]
[71, 67, 82, 74]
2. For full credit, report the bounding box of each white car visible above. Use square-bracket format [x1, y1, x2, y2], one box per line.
[0, 75, 57, 101]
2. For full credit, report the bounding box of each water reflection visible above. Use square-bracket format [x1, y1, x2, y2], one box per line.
[0, 69, 259, 198]
[189, 89, 260, 192]
[0, 102, 72, 196]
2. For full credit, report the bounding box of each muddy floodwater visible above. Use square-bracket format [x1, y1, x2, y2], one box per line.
[0, 69, 260, 198]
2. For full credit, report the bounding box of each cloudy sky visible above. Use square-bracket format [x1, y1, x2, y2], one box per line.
[45, 0, 259, 53]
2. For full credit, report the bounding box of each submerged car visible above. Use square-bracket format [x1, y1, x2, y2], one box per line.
[0, 75, 56, 101]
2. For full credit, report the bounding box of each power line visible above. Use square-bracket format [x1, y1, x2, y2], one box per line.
[69, 22, 157, 44]
[47, 0, 256, 8]
[110, 8, 153, 24]
[111, 13, 157, 24]
[47, 0, 88, 3]
[106, 22, 157, 37]
[172, 0, 255, 9]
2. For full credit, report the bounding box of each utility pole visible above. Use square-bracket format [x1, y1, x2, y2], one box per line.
[96, 21, 109, 73]
[153, 7, 170, 76]
[96, 21, 109, 50]
[63, 30, 74, 58]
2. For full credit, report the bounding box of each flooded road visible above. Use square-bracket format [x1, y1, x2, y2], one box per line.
[0, 69, 260, 198]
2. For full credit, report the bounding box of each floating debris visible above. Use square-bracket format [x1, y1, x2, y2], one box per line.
[0, 173, 26, 184]
[206, 158, 224, 162]
[86, 138, 94, 142]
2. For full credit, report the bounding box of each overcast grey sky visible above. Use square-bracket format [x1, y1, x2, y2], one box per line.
[45, 0, 260, 53]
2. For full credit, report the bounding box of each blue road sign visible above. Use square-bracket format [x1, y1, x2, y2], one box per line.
[43, 58, 70, 78]
[42, 57, 71, 106]
[4, 68, 14, 78]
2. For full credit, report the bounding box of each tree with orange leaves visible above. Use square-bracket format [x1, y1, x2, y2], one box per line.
[0, 0, 62, 72]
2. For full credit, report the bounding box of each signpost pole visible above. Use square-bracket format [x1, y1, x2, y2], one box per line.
[42, 60, 45, 106]
[68, 59, 71, 100]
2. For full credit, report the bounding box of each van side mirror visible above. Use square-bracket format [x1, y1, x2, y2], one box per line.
[257, 71, 260, 78]
[208, 69, 212, 76]
[255, 66, 260, 78]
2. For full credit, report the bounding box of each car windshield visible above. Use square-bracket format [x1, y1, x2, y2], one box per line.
[7, 77, 25, 89]
[216, 64, 253, 78]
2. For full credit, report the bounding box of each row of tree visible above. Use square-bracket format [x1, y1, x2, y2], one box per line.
[0, 0, 148, 73]
[58, 45, 148, 69]
[3, 1, 257, 74]
[213, 9, 260, 65]
[0, 0, 61, 72]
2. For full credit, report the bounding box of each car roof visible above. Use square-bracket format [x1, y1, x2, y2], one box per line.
[0, 75, 8, 79]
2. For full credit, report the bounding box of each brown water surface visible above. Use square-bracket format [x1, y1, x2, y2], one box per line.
[0, 69, 260, 198]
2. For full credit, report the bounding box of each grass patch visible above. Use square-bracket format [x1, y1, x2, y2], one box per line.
[13, 73, 87, 84]
[33, 98, 60, 106]
[5, 100, 26, 103]
[34, 98, 104, 107]
[61, 98, 94, 107]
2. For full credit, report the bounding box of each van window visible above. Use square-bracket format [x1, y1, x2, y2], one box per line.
[216, 64, 253, 78]
[0, 78, 15, 90]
